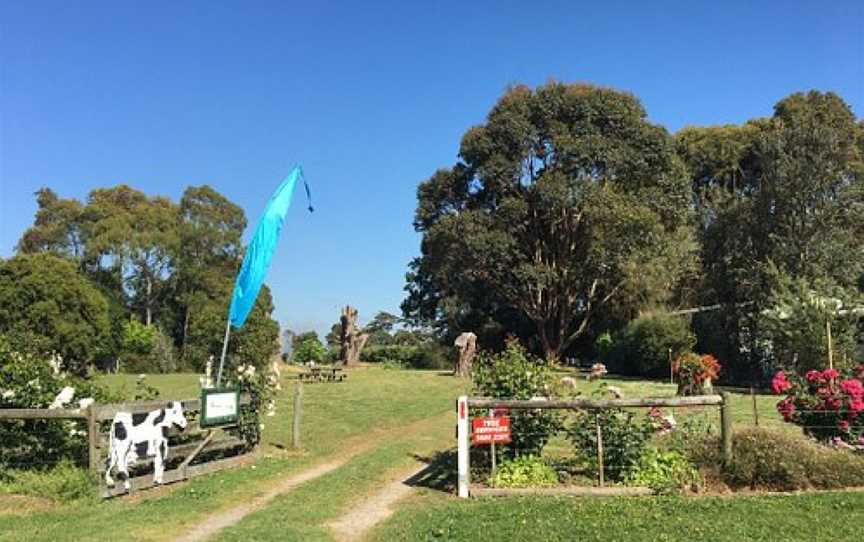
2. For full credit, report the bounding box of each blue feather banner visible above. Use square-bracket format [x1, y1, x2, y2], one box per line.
[228, 166, 306, 328]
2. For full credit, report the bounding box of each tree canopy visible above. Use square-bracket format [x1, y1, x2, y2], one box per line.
[680, 91, 864, 378]
[406, 84, 863, 379]
[0, 253, 111, 374]
[8, 184, 280, 374]
[404, 82, 697, 359]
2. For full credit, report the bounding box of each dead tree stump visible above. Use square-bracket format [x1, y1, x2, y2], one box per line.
[340, 305, 369, 367]
[454, 332, 477, 377]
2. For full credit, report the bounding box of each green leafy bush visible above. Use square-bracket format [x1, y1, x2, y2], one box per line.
[627, 449, 700, 494]
[120, 325, 177, 373]
[606, 313, 695, 377]
[490, 455, 558, 488]
[121, 319, 156, 354]
[0, 254, 111, 375]
[363, 343, 451, 370]
[473, 339, 560, 457]
[0, 460, 97, 503]
[293, 335, 325, 364]
[690, 428, 864, 491]
[567, 408, 653, 482]
[660, 412, 716, 454]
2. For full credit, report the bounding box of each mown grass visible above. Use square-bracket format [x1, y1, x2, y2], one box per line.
[0, 366, 813, 542]
[370, 492, 864, 541]
[0, 367, 466, 542]
[99, 372, 202, 399]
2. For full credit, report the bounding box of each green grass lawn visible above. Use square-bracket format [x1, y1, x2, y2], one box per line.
[0, 367, 467, 542]
[99, 372, 203, 399]
[0, 366, 823, 542]
[369, 492, 864, 541]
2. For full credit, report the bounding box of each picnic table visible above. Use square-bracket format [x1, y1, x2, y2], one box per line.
[298, 366, 346, 383]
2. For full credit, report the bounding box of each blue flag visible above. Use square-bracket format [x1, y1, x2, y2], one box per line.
[228, 166, 303, 328]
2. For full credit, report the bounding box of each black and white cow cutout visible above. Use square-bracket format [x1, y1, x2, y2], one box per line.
[105, 401, 188, 490]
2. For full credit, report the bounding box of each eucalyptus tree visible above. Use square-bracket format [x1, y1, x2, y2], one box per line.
[677, 91, 864, 377]
[405, 82, 697, 359]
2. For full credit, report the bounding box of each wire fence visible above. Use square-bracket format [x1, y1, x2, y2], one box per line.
[458, 393, 864, 496]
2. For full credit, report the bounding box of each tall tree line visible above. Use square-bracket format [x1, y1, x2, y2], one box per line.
[3, 184, 279, 374]
[405, 83, 863, 380]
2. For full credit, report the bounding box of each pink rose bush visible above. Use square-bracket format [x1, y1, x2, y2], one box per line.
[772, 365, 864, 446]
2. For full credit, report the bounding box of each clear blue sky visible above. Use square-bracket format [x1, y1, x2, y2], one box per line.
[1, 1, 862, 337]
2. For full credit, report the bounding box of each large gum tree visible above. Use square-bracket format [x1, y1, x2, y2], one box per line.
[404, 82, 696, 360]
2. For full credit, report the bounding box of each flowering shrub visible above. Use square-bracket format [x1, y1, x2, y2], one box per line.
[0, 334, 117, 469]
[225, 362, 280, 448]
[771, 366, 864, 446]
[673, 353, 721, 396]
[626, 449, 700, 494]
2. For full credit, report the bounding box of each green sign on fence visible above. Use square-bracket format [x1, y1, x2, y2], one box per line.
[200, 388, 240, 427]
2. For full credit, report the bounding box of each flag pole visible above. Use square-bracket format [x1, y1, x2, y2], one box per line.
[216, 319, 231, 387]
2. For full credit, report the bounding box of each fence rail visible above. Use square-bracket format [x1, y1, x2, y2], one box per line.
[0, 408, 88, 420]
[456, 392, 733, 498]
[467, 395, 724, 409]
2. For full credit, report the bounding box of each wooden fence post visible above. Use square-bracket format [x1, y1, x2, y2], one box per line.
[750, 387, 759, 427]
[87, 403, 100, 475]
[292, 381, 303, 449]
[720, 391, 733, 467]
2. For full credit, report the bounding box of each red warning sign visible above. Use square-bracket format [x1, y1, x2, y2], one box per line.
[471, 416, 511, 445]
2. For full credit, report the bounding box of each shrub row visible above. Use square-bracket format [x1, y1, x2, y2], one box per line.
[689, 427, 864, 491]
[362, 343, 451, 370]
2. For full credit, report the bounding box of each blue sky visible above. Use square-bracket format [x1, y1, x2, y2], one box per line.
[1, 1, 862, 337]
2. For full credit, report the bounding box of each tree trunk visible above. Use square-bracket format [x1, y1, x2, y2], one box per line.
[145, 276, 153, 326]
[453, 332, 477, 377]
[340, 305, 368, 367]
[181, 305, 190, 360]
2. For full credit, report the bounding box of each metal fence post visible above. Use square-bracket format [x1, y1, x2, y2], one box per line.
[457, 395, 470, 498]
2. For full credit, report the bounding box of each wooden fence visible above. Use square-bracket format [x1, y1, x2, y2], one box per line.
[0, 395, 253, 498]
[456, 392, 733, 498]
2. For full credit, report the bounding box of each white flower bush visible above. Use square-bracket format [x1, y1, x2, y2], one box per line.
[1, 335, 114, 468]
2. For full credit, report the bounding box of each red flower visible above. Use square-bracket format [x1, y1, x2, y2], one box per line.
[822, 368, 840, 380]
[849, 397, 864, 414]
[777, 397, 796, 421]
[772, 371, 792, 394]
[806, 370, 823, 383]
[840, 379, 864, 399]
[838, 420, 850, 432]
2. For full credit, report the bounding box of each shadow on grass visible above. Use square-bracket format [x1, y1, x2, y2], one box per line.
[406, 450, 458, 493]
